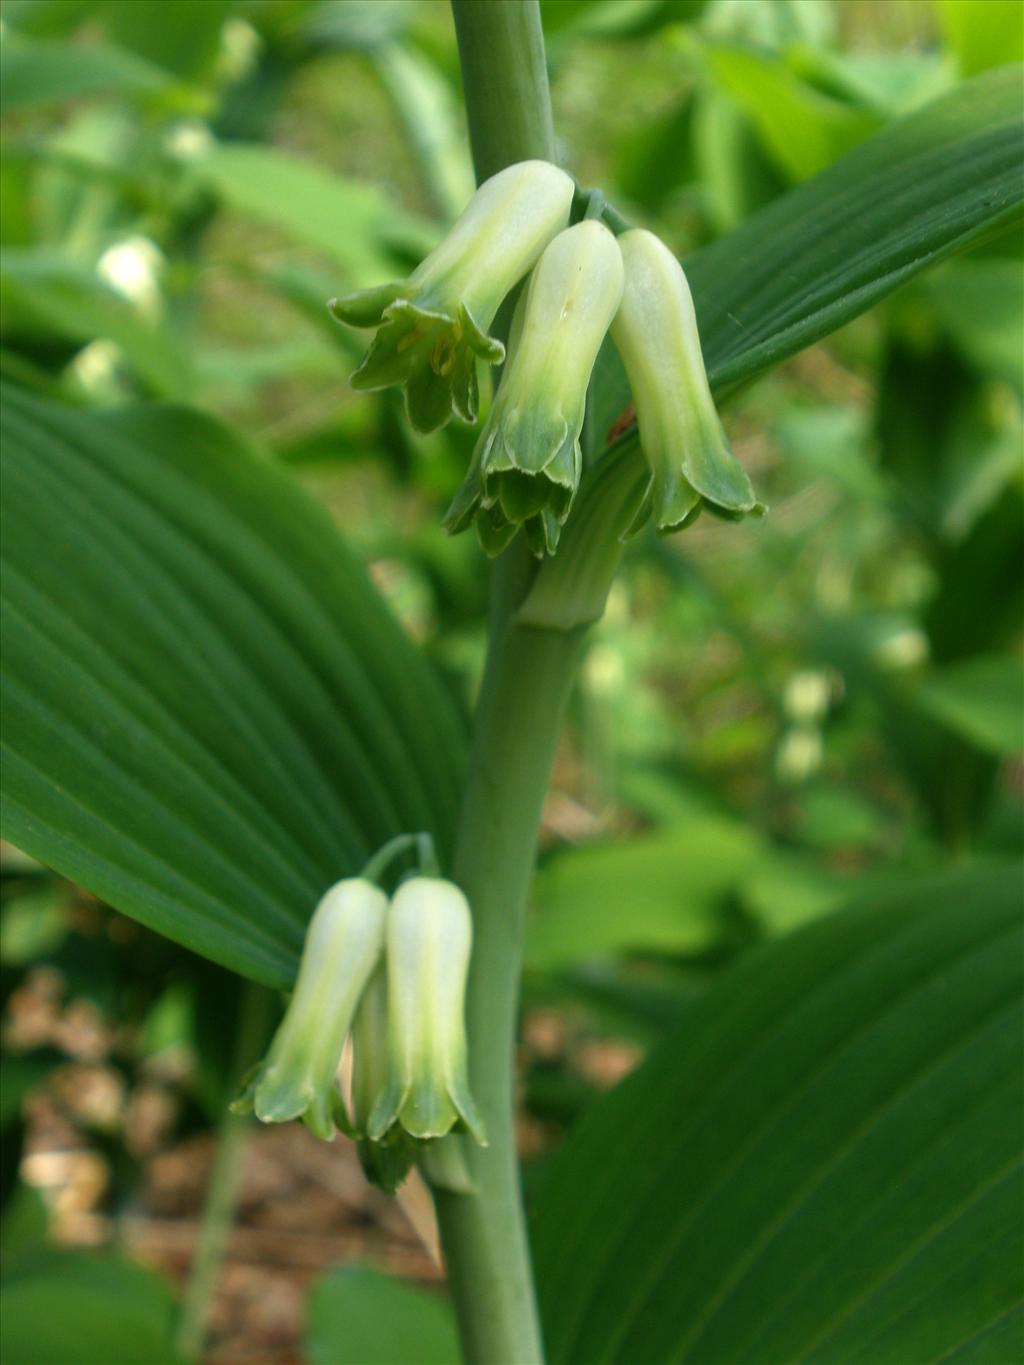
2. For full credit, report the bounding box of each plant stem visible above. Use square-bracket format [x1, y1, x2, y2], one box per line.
[436, 620, 585, 1364]
[434, 6, 578, 1363]
[176, 983, 275, 1361]
[452, 0, 557, 180]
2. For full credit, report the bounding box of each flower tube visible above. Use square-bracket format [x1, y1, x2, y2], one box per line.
[444, 219, 625, 556]
[232, 878, 387, 1141]
[609, 228, 760, 533]
[329, 160, 574, 432]
[367, 877, 485, 1145]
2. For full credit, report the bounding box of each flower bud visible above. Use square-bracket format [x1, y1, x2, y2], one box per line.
[367, 877, 485, 1145]
[232, 878, 387, 1141]
[444, 220, 625, 557]
[609, 229, 760, 533]
[329, 160, 574, 433]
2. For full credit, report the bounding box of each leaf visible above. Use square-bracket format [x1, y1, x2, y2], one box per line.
[702, 41, 881, 181]
[305, 1265, 459, 1365]
[191, 142, 437, 286]
[0, 36, 200, 114]
[526, 819, 762, 969]
[0, 383, 467, 987]
[532, 865, 1024, 1364]
[917, 654, 1024, 755]
[1, 1250, 186, 1365]
[588, 67, 1024, 450]
[937, 0, 1024, 76]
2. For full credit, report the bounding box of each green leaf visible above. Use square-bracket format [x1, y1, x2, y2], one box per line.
[526, 819, 762, 969]
[305, 1265, 459, 1365]
[917, 654, 1024, 755]
[589, 67, 1024, 450]
[1, 1250, 186, 1365]
[0, 383, 467, 987]
[0, 36, 200, 114]
[937, 0, 1024, 76]
[191, 142, 437, 286]
[533, 865, 1024, 1364]
[702, 42, 881, 181]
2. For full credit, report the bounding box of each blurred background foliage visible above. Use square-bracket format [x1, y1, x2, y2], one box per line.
[1, 0, 1021, 1360]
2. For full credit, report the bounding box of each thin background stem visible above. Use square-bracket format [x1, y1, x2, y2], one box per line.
[432, 5, 586, 1363]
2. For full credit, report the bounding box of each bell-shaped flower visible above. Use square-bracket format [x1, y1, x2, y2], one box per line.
[232, 878, 387, 1141]
[367, 877, 485, 1145]
[348, 968, 418, 1193]
[329, 160, 574, 433]
[609, 229, 760, 533]
[443, 220, 625, 556]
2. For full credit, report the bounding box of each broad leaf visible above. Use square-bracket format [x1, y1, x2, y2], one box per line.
[0, 383, 466, 987]
[588, 66, 1024, 449]
[533, 865, 1024, 1364]
[305, 1265, 459, 1365]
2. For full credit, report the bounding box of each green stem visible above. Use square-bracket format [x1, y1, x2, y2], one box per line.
[435, 621, 585, 1364]
[434, 6, 576, 1363]
[176, 983, 275, 1361]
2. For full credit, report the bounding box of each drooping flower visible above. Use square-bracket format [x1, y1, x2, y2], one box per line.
[609, 228, 760, 533]
[349, 968, 418, 1193]
[232, 878, 387, 1141]
[443, 219, 625, 556]
[329, 160, 575, 432]
[367, 877, 485, 1145]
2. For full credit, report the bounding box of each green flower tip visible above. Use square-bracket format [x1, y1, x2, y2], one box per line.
[444, 219, 625, 557]
[329, 159, 574, 433]
[609, 228, 763, 535]
[366, 876, 486, 1147]
[231, 877, 387, 1142]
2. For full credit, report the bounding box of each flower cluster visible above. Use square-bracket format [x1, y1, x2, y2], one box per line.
[233, 863, 483, 1194]
[330, 159, 760, 557]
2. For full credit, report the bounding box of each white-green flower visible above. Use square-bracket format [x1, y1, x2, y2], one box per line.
[232, 878, 387, 1141]
[444, 219, 625, 556]
[349, 968, 418, 1193]
[329, 160, 574, 433]
[609, 228, 760, 533]
[367, 877, 485, 1145]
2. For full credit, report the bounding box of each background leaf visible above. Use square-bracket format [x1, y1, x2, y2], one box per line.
[0, 382, 467, 987]
[917, 654, 1024, 755]
[527, 818, 762, 969]
[588, 66, 1024, 448]
[532, 865, 1024, 1364]
[305, 1264, 459, 1365]
[1, 1250, 186, 1365]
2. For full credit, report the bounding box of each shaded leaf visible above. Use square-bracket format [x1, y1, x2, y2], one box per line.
[533, 865, 1024, 1364]
[918, 654, 1024, 755]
